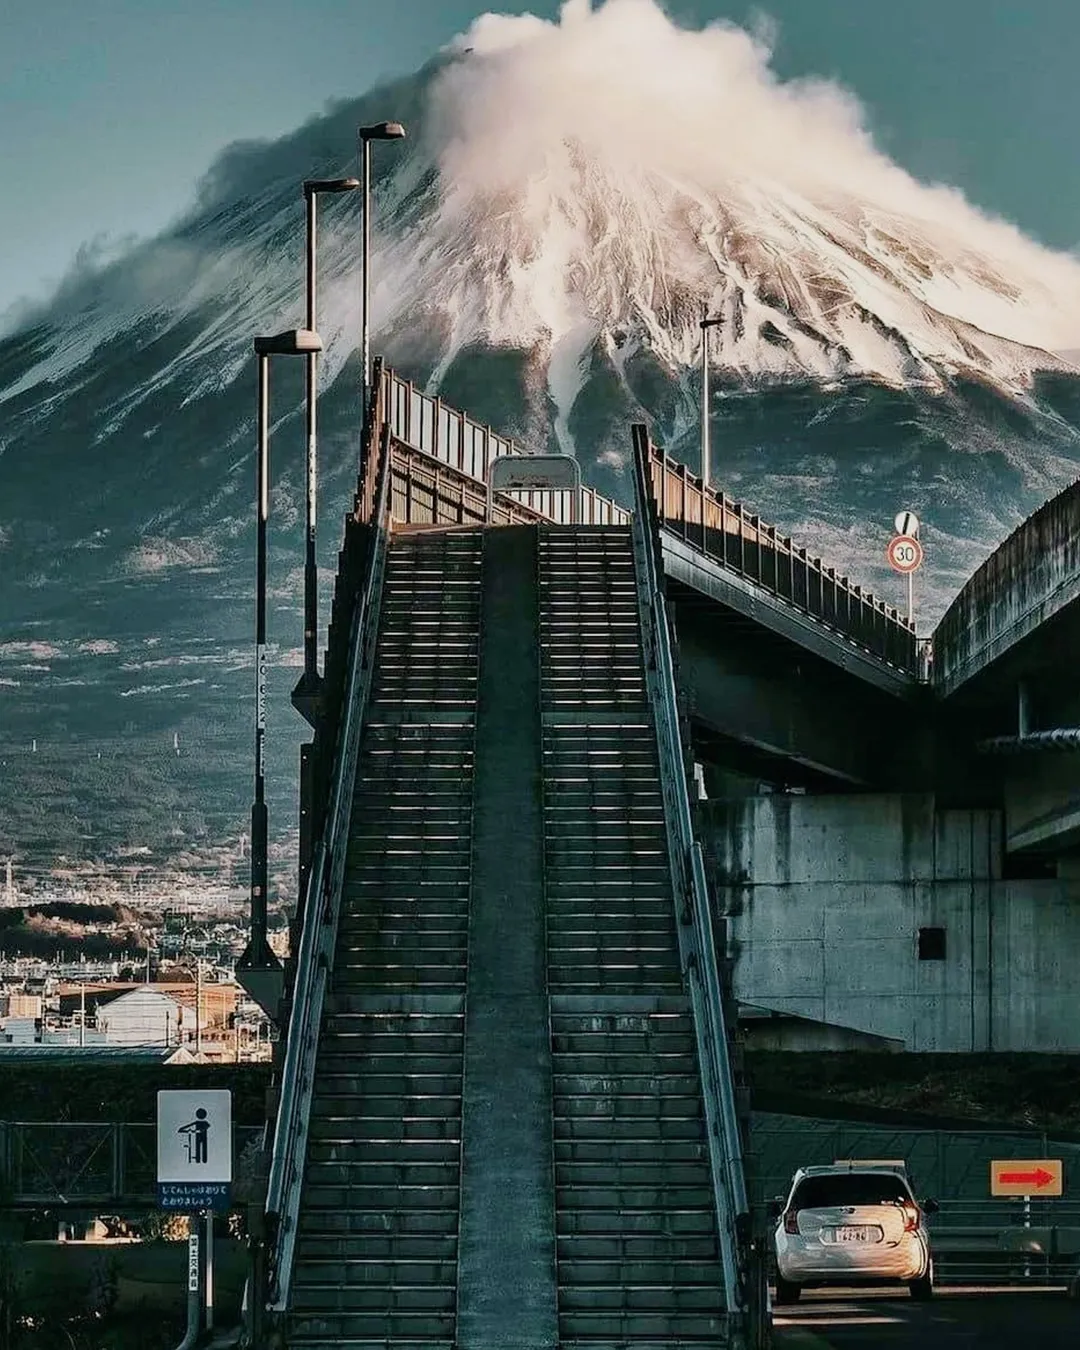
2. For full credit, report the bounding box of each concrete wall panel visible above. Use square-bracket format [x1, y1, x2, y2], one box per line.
[712, 792, 1080, 1052]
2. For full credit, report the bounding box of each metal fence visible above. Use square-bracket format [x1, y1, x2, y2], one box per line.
[645, 440, 920, 673]
[0, 1121, 263, 1207]
[750, 1112, 1080, 1285]
[380, 367, 629, 528]
[374, 369, 918, 679]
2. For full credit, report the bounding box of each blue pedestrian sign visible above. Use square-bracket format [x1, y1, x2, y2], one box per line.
[157, 1089, 232, 1210]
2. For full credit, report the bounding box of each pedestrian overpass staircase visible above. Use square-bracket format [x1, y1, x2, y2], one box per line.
[255, 369, 762, 1348]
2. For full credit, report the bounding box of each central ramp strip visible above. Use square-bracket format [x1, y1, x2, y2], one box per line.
[457, 525, 559, 1349]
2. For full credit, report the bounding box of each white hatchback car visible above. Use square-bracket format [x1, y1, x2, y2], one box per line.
[772, 1163, 937, 1303]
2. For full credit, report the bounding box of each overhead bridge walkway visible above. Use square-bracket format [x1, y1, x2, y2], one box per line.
[256, 374, 757, 1348]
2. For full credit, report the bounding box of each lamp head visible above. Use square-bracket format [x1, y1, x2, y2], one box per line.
[303, 177, 361, 197]
[254, 328, 323, 356]
[358, 121, 407, 141]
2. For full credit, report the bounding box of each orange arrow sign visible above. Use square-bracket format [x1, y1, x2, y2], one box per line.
[990, 1159, 1063, 1197]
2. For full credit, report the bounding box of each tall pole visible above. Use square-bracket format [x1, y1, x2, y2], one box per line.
[239, 328, 320, 1012]
[303, 190, 319, 689]
[250, 353, 270, 967]
[699, 314, 722, 488]
[701, 318, 710, 489]
[907, 570, 914, 630]
[361, 136, 372, 421]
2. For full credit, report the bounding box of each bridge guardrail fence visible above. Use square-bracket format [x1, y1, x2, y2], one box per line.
[631, 425, 760, 1344]
[378, 366, 629, 528]
[643, 438, 919, 674]
[261, 397, 394, 1322]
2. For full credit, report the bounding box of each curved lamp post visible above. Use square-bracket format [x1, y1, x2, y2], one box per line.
[358, 121, 406, 418]
[236, 327, 323, 1018]
[292, 178, 361, 728]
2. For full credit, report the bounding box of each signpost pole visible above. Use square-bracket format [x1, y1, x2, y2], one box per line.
[204, 1209, 215, 1333]
[907, 569, 914, 629]
[179, 1217, 201, 1350]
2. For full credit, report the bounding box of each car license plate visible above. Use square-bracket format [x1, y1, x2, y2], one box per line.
[833, 1225, 875, 1243]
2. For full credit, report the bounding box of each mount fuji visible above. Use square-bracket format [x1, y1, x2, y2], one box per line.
[3, 0, 1080, 883]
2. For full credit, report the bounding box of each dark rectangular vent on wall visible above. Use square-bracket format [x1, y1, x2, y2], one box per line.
[917, 926, 947, 961]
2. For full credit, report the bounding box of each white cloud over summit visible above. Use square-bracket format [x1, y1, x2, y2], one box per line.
[408, 0, 1080, 360]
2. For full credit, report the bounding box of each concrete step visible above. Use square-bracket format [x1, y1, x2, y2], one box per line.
[288, 1340, 453, 1350]
[297, 1207, 459, 1237]
[555, 1162, 712, 1188]
[548, 944, 679, 965]
[558, 1310, 726, 1339]
[557, 1186, 714, 1209]
[288, 1311, 456, 1340]
[293, 1259, 457, 1289]
[310, 1094, 462, 1118]
[557, 1208, 716, 1236]
[335, 934, 469, 959]
[322, 1000, 463, 1021]
[335, 924, 469, 947]
[553, 1116, 703, 1142]
[554, 1139, 707, 1164]
[550, 1014, 693, 1036]
[297, 1233, 458, 1261]
[560, 1284, 724, 1312]
[549, 971, 684, 991]
[303, 1183, 459, 1210]
[552, 1036, 694, 1057]
[305, 1160, 460, 1188]
[554, 1094, 703, 1120]
[343, 882, 471, 902]
[311, 1072, 462, 1099]
[316, 1052, 462, 1076]
[557, 1234, 719, 1262]
[309, 1116, 460, 1144]
[332, 967, 468, 989]
[307, 1140, 459, 1165]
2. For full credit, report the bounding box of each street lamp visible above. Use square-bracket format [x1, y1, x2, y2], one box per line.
[293, 178, 361, 728]
[358, 121, 406, 417]
[236, 327, 323, 1018]
[699, 311, 722, 488]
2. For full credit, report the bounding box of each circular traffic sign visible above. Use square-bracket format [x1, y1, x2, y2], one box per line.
[887, 534, 923, 574]
[895, 510, 920, 538]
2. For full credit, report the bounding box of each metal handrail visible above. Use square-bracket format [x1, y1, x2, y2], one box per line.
[262, 418, 393, 1313]
[379, 366, 629, 527]
[630, 426, 751, 1326]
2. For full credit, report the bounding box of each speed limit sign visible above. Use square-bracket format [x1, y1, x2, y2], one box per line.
[887, 534, 923, 574]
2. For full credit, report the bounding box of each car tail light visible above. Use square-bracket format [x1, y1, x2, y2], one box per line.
[783, 1209, 800, 1235]
[901, 1204, 921, 1233]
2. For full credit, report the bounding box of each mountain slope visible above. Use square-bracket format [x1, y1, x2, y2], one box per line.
[2, 0, 1080, 876]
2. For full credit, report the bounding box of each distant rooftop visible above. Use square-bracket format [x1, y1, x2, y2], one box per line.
[0, 1044, 197, 1065]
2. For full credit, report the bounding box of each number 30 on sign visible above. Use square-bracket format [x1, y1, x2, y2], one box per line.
[887, 534, 923, 574]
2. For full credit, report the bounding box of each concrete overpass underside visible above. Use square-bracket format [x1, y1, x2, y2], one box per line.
[934, 479, 1080, 859]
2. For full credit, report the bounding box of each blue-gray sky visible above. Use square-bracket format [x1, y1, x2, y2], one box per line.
[2, 0, 1077, 319]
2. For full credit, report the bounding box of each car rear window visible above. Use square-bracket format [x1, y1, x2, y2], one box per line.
[792, 1173, 912, 1208]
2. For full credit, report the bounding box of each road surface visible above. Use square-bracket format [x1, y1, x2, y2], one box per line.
[773, 1286, 1079, 1348]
